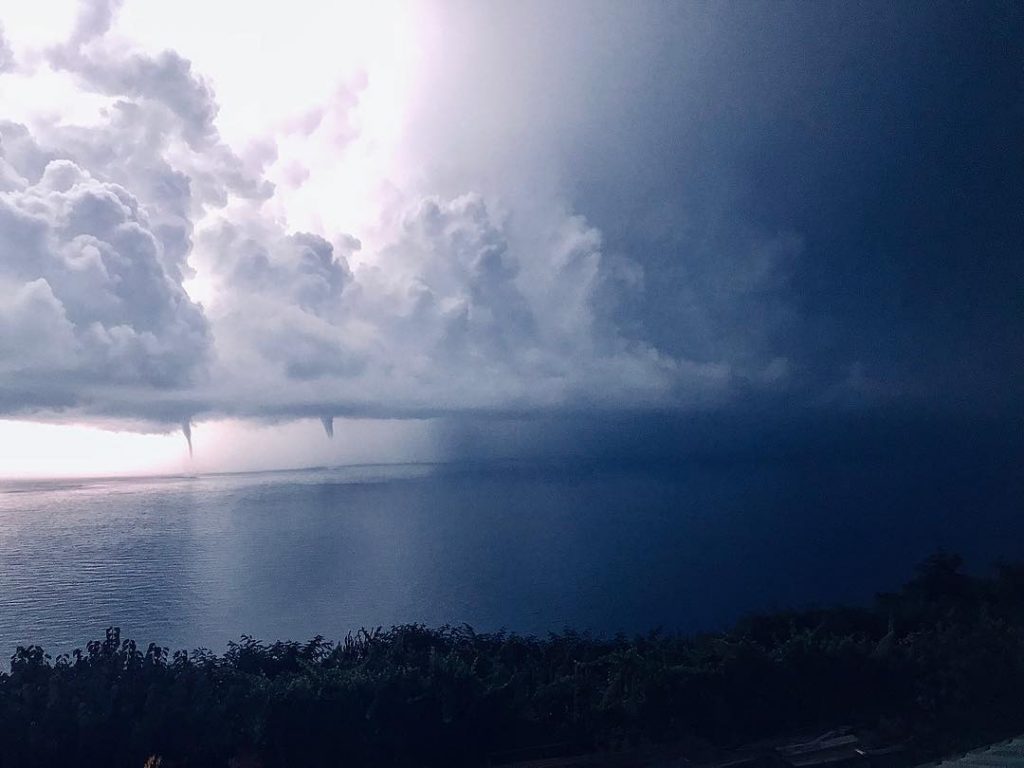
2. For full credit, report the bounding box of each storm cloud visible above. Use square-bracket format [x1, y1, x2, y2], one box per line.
[0, 151, 209, 417]
[0, 0, 1020, 439]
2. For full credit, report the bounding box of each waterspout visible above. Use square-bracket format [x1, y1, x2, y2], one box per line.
[182, 418, 193, 458]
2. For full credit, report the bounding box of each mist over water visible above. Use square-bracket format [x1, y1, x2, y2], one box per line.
[0, 450, 1021, 657]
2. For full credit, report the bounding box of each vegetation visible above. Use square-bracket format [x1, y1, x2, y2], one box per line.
[2, 553, 1024, 767]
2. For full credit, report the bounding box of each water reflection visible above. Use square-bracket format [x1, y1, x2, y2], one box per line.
[0, 457, 1020, 655]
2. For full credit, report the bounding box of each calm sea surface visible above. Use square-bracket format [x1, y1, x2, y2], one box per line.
[0, 456, 1021, 655]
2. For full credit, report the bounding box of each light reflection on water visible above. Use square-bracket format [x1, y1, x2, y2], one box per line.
[0, 457, 1020, 656]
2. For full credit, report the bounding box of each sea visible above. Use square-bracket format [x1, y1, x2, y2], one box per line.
[0, 454, 1021, 656]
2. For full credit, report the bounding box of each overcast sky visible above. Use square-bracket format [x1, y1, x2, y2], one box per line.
[0, 0, 1021, 476]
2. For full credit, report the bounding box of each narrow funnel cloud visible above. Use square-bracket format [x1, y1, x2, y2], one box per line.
[182, 419, 193, 458]
[320, 416, 334, 439]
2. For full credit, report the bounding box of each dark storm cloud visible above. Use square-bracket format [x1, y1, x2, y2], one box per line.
[416, 0, 1023, 414]
[0, 0, 1020, 436]
[432, 407, 1024, 472]
[526, 0, 1024, 414]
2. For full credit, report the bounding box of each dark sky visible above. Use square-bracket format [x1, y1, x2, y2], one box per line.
[560, 0, 1023, 415]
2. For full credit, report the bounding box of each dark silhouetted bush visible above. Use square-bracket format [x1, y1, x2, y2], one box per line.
[1, 553, 1023, 766]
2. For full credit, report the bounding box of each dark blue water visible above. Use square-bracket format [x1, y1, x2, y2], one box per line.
[0, 453, 1021, 655]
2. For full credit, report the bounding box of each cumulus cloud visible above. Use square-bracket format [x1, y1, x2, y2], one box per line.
[193, 190, 693, 420]
[0, 150, 209, 419]
[0, 0, 800, 432]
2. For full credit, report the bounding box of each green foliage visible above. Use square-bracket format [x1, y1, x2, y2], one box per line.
[2, 554, 1024, 766]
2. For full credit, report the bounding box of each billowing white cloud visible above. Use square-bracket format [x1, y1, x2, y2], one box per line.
[0, 149, 210, 417]
[195, 191, 689, 419]
[0, 0, 792, 434]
